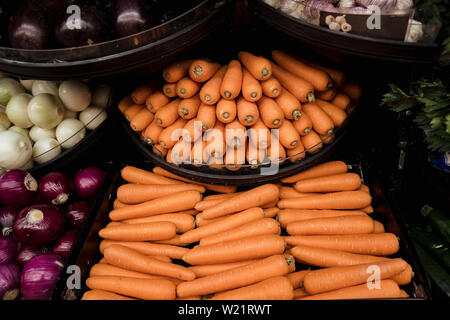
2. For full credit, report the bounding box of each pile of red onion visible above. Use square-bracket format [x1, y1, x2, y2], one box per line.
[0, 165, 105, 300]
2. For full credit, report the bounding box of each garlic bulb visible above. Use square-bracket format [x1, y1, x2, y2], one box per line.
[395, 0, 413, 9]
[338, 0, 355, 8]
[280, 0, 299, 14]
[263, 0, 282, 8]
[405, 19, 424, 43]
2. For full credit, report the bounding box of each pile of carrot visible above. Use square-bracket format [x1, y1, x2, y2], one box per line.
[82, 161, 413, 300]
[118, 50, 361, 170]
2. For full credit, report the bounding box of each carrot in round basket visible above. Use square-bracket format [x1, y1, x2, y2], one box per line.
[286, 215, 374, 236]
[176, 77, 201, 99]
[183, 234, 286, 265]
[249, 118, 271, 149]
[182, 118, 202, 143]
[281, 160, 349, 183]
[332, 92, 352, 110]
[236, 96, 259, 127]
[146, 91, 170, 113]
[129, 108, 154, 132]
[292, 112, 313, 136]
[241, 68, 262, 102]
[99, 221, 177, 241]
[301, 131, 323, 154]
[246, 141, 266, 167]
[209, 276, 294, 300]
[278, 119, 301, 149]
[204, 122, 226, 158]
[275, 88, 302, 120]
[294, 172, 361, 193]
[163, 59, 195, 83]
[257, 96, 285, 129]
[99, 240, 189, 260]
[224, 119, 247, 148]
[104, 245, 196, 281]
[277, 209, 367, 227]
[286, 233, 400, 256]
[153, 144, 167, 157]
[109, 190, 202, 221]
[123, 213, 195, 234]
[261, 77, 282, 98]
[141, 119, 163, 145]
[158, 118, 187, 148]
[89, 263, 181, 283]
[220, 60, 243, 100]
[267, 137, 286, 164]
[298, 279, 402, 300]
[196, 103, 216, 131]
[189, 260, 258, 278]
[117, 183, 205, 204]
[286, 141, 306, 163]
[189, 59, 221, 83]
[237, 51, 272, 81]
[287, 270, 310, 289]
[271, 63, 315, 103]
[178, 94, 201, 119]
[216, 98, 237, 123]
[341, 82, 362, 103]
[316, 87, 337, 101]
[162, 83, 177, 98]
[131, 82, 159, 105]
[124, 104, 144, 121]
[154, 98, 181, 127]
[315, 99, 347, 127]
[200, 184, 280, 220]
[301, 102, 334, 136]
[81, 289, 136, 300]
[121, 166, 181, 185]
[86, 276, 176, 300]
[176, 254, 294, 298]
[272, 50, 332, 91]
[298, 58, 346, 88]
[199, 65, 227, 105]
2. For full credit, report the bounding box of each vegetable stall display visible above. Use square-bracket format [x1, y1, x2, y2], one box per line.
[80, 161, 415, 300]
[0, 166, 105, 300]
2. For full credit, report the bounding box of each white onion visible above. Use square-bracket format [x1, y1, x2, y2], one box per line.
[31, 80, 59, 96]
[58, 80, 92, 112]
[56, 119, 86, 149]
[20, 79, 35, 91]
[8, 126, 30, 139]
[0, 78, 25, 105]
[5, 93, 33, 128]
[63, 109, 78, 119]
[27, 93, 65, 129]
[79, 106, 107, 130]
[29, 126, 56, 142]
[0, 107, 11, 129]
[32, 138, 62, 164]
[19, 159, 34, 170]
[0, 124, 6, 132]
[92, 84, 112, 109]
[0, 130, 33, 170]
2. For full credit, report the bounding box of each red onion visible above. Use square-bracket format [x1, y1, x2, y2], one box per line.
[65, 201, 90, 229]
[16, 245, 45, 268]
[304, 0, 337, 20]
[0, 263, 21, 300]
[38, 172, 73, 206]
[52, 229, 78, 260]
[0, 207, 19, 236]
[13, 204, 64, 247]
[0, 170, 37, 208]
[21, 253, 65, 300]
[73, 167, 105, 200]
[0, 236, 18, 264]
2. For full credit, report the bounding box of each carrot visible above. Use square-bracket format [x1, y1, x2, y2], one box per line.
[286, 215, 375, 236]
[189, 138, 207, 166]
[141, 119, 163, 145]
[163, 59, 195, 83]
[286, 233, 400, 256]
[176, 296, 202, 300]
[162, 83, 177, 98]
[301, 131, 323, 154]
[391, 264, 413, 285]
[316, 87, 337, 101]
[196, 103, 216, 131]
[341, 83, 362, 103]
[178, 95, 201, 119]
[275, 89, 302, 120]
[277, 209, 367, 228]
[257, 97, 284, 128]
[86, 276, 176, 300]
[399, 290, 409, 298]
[220, 60, 243, 100]
[287, 270, 310, 289]
[109, 190, 202, 221]
[241, 68, 262, 102]
[153, 235, 190, 246]
[302, 102, 334, 135]
[118, 95, 134, 113]
[292, 113, 313, 136]
[294, 173, 361, 193]
[278, 190, 372, 210]
[124, 104, 144, 121]
[216, 98, 237, 123]
[247, 118, 270, 149]
[281, 160, 349, 183]
[263, 207, 279, 218]
[200, 184, 280, 220]
[261, 77, 282, 98]
[293, 288, 309, 299]
[176, 77, 201, 99]
[181, 207, 264, 244]
[99, 221, 177, 241]
[182, 118, 202, 143]
[154, 98, 181, 127]
[272, 50, 332, 91]
[246, 140, 266, 167]
[194, 214, 228, 227]
[153, 144, 168, 157]
[271, 63, 315, 103]
[199, 65, 227, 105]
[267, 137, 286, 164]
[117, 183, 205, 204]
[113, 199, 128, 210]
[104, 245, 195, 281]
[199, 218, 281, 246]
[189, 60, 221, 83]
[286, 141, 306, 162]
[194, 198, 227, 211]
[81, 289, 136, 300]
[224, 119, 247, 148]
[362, 205, 374, 214]
[298, 59, 346, 88]
[183, 234, 286, 265]
[123, 214, 195, 234]
[131, 82, 158, 105]
[359, 184, 370, 193]
[210, 276, 294, 300]
[105, 221, 123, 228]
[189, 260, 258, 278]
[279, 187, 319, 199]
[90, 263, 179, 282]
[204, 122, 226, 158]
[177, 254, 294, 297]
[146, 91, 170, 113]
[278, 119, 301, 149]
[121, 166, 181, 185]
[299, 279, 402, 300]
[315, 99, 347, 126]
[129, 108, 154, 132]
[152, 167, 238, 193]
[332, 92, 352, 110]
[99, 240, 189, 259]
[373, 221, 385, 233]
[158, 118, 187, 148]
[237, 51, 272, 81]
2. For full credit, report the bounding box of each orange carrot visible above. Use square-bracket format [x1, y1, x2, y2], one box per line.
[298, 59, 346, 88]
[178, 95, 201, 119]
[279, 187, 319, 199]
[225, 119, 247, 148]
[158, 118, 187, 148]
[359, 184, 370, 193]
[194, 214, 228, 227]
[241, 68, 262, 102]
[373, 221, 385, 233]
[81, 289, 136, 300]
[220, 60, 242, 100]
[99, 240, 189, 259]
[86, 276, 176, 300]
[113, 199, 128, 210]
[302, 102, 334, 135]
[278, 119, 301, 149]
[109, 190, 202, 221]
[194, 198, 228, 211]
[237, 51, 272, 80]
[281, 160, 349, 183]
[163, 59, 195, 83]
[130, 108, 154, 132]
[316, 87, 337, 101]
[153, 144, 168, 158]
[176, 296, 202, 300]
[362, 205, 374, 214]
[246, 140, 266, 167]
[271, 63, 315, 103]
[153, 235, 190, 247]
[196, 103, 216, 131]
[301, 131, 323, 154]
[267, 137, 286, 164]
[189, 260, 258, 278]
[341, 83, 362, 103]
[286, 140, 306, 162]
[182, 118, 203, 143]
[141, 119, 163, 145]
[287, 270, 310, 289]
[216, 98, 237, 123]
[99, 222, 177, 241]
[286, 215, 374, 235]
[257, 97, 284, 128]
[121, 166, 181, 185]
[332, 92, 351, 110]
[263, 207, 280, 218]
[249, 118, 271, 149]
[277, 209, 367, 228]
[275, 88, 302, 120]
[124, 104, 144, 121]
[146, 91, 170, 113]
[117, 183, 205, 204]
[294, 288, 309, 299]
[292, 113, 313, 136]
[176, 254, 294, 297]
[261, 77, 282, 98]
[189, 60, 221, 83]
[89, 263, 180, 282]
[315, 99, 347, 126]
[131, 82, 158, 105]
[123, 214, 195, 234]
[294, 173, 361, 193]
[118, 95, 134, 113]
[154, 98, 181, 127]
[204, 121, 226, 158]
[199, 65, 227, 105]
[176, 77, 201, 99]
[162, 83, 177, 98]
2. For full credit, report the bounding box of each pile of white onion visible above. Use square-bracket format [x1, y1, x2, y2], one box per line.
[0, 76, 111, 171]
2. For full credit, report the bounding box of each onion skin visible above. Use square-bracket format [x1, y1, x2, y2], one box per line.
[16, 245, 44, 268]
[65, 201, 90, 229]
[38, 172, 73, 206]
[52, 229, 78, 260]
[21, 253, 65, 300]
[0, 263, 21, 300]
[13, 204, 64, 247]
[0, 236, 18, 264]
[73, 167, 105, 200]
[0, 206, 18, 236]
[0, 170, 37, 208]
